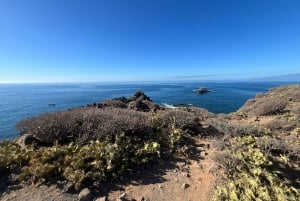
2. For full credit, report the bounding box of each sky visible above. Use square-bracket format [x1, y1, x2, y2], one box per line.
[0, 0, 300, 83]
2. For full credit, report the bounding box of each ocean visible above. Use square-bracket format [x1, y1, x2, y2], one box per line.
[0, 81, 297, 140]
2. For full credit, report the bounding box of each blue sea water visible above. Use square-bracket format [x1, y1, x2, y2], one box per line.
[0, 81, 297, 140]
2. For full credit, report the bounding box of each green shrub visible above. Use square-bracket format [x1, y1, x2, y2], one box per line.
[213, 135, 300, 201]
[0, 136, 161, 190]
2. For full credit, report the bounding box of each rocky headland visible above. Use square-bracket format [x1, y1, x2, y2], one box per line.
[0, 85, 299, 201]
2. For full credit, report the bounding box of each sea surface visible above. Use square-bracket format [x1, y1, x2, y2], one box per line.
[0, 81, 297, 140]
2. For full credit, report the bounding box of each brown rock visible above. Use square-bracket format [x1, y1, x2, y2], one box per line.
[78, 188, 92, 201]
[95, 196, 107, 201]
[16, 134, 43, 148]
[181, 182, 189, 189]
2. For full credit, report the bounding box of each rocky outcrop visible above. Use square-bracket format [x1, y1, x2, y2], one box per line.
[93, 91, 160, 112]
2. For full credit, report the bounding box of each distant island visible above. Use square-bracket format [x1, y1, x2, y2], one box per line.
[193, 87, 211, 94]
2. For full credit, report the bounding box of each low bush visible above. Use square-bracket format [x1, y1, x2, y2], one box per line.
[213, 135, 300, 201]
[240, 97, 288, 116]
[255, 97, 288, 116]
[189, 107, 215, 120]
[17, 107, 153, 144]
[157, 109, 202, 135]
[265, 118, 296, 133]
[0, 137, 161, 190]
[257, 136, 300, 163]
[208, 118, 268, 137]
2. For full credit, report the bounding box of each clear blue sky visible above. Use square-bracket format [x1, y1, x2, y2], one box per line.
[0, 0, 299, 83]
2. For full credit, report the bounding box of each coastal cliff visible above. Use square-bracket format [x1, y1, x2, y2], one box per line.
[0, 85, 299, 201]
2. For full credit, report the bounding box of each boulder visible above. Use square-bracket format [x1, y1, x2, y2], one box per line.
[78, 188, 92, 201]
[16, 134, 44, 148]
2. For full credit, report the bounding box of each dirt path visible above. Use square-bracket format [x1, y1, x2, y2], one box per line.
[0, 137, 217, 201]
[106, 138, 217, 201]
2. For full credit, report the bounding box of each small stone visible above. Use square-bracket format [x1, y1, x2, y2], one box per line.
[62, 182, 74, 193]
[78, 188, 92, 201]
[199, 164, 204, 169]
[181, 172, 190, 177]
[95, 196, 107, 201]
[119, 192, 126, 199]
[200, 151, 206, 158]
[181, 182, 189, 189]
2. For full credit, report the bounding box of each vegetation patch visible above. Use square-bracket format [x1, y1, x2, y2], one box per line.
[214, 135, 300, 201]
[1, 109, 193, 191]
[16, 107, 153, 145]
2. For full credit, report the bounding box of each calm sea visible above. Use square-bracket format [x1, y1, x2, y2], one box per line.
[0, 81, 297, 140]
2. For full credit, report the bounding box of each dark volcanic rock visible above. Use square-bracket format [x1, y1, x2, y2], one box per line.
[128, 100, 149, 111]
[129, 91, 152, 102]
[100, 91, 160, 112]
[103, 99, 128, 108]
[194, 87, 211, 94]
